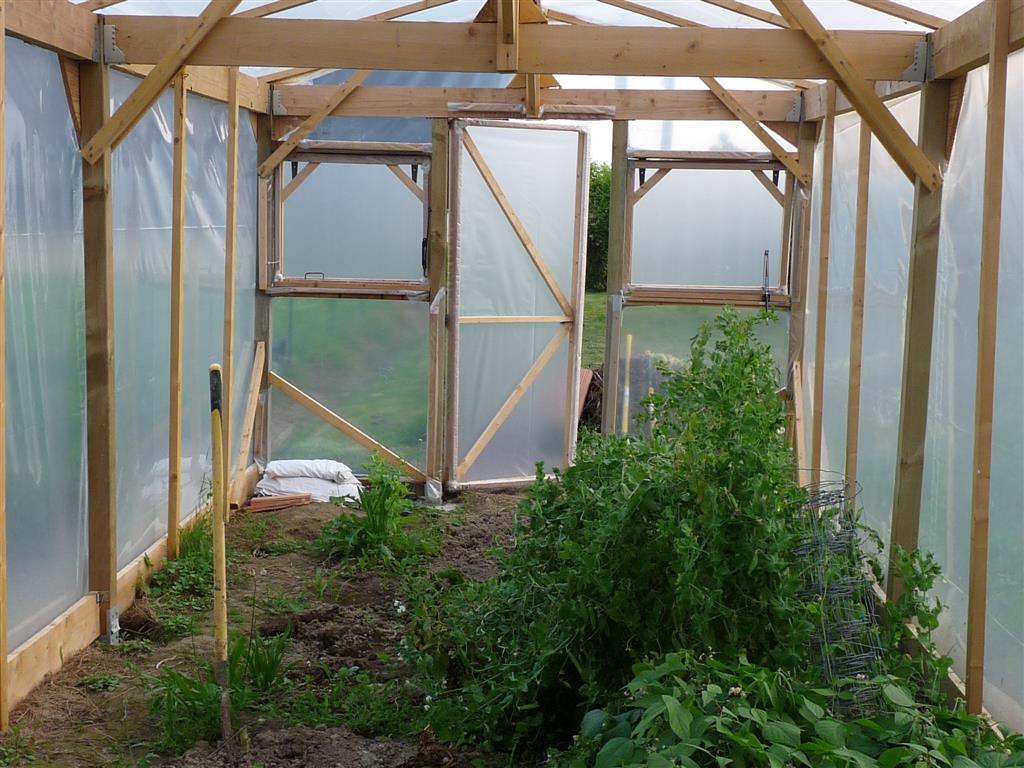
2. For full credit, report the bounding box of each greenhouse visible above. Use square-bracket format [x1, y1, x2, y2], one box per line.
[0, 0, 1021, 764]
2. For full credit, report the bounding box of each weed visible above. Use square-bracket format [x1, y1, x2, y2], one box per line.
[0, 726, 34, 766]
[100, 638, 153, 656]
[261, 593, 306, 615]
[150, 516, 214, 609]
[260, 537, 305, 556]
[78, 672, 121, 692]
[159, 612, 198, 638]
[242, 633, 291, 697]
[306, 567, 339, 600]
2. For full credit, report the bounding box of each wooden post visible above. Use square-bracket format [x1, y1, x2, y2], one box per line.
[563, 130, 588, 463]
[966, 0, 1010, 715]
[601, 120, 628, 434]
[254, 114, 274, 463]
[887, 77, 953, 598]
[222, 68, 239, 508]
[787, 119, 818, 374]
[81, 58, 119, 641]
[167, 74, 187, 562]
[844, 124, 871, 491]
[426, 118, 449, 486]
[810, 83, 837, 486]
[0, 0, 8, 730]
[778, 171, 796, 290]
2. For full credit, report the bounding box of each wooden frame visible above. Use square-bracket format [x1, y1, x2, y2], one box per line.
[601, 121, 629, 435]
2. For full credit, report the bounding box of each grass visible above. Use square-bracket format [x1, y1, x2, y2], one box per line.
[581, 290, 607, 370]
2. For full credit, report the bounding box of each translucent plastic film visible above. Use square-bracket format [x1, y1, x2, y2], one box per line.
[801, 140, 825, 468]
[455, 124, 583, 482]
[921, 54, 1024, 730]
[617, 306, 789, 433]
[283, 161, 427, 280]
[630, 168, 785, 287]
[113, 73, 259, 568]
[4, 38, 89, 650]
[270, 298, 429, 472]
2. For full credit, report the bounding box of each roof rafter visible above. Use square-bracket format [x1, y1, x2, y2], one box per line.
[235, 0, 314, 18]
[849, 0, 946, 29]
[496, 0, 520, 72]
[771, 0, 940, 191]
[701, 0, 791, 28]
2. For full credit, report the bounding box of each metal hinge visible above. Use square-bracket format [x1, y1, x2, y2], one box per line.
[93, 21, 127, 65]
[901, 37, 933, 83]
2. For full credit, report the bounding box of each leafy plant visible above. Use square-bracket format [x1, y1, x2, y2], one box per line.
[78, 672, 121, 692]
[0, 727, 35, 767]
[405, 309, 813, 749]
[150, 516, 214, 610]
[586, 162, 611, 291]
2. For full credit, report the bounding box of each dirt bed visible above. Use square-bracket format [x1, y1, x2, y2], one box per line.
[3, 491, 521, 768]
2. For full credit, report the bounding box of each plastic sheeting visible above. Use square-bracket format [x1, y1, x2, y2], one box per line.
[617, 306, 789, 432]
[270, 298, 429, 472]
[630, 168, 785, 287]
[920, 53, 1024, 731]
[4, 38, 89, 650]
[283, 162, 426, 280]
[454, 124, 581, 482]
[112, 73, 259, 569]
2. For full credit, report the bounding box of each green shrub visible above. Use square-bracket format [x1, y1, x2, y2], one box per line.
[405, 309, 813, 748]
[150, 515, 214, 610]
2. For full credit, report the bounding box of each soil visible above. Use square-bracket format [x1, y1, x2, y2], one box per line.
[4, 491, 521, 768]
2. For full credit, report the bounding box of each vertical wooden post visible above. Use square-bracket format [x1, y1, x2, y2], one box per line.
[965, 0, 1010, 715]
[253, 114, 274, 463]
[167, 74, 187, 561]
[222, 68, 239, 510]
[778, 171, 796, 291]
[0, 0, 8, 730]
[887, 77, 952, 597]
[810, 83, 837, 486]
[564, 131, 588, 461]
[81, 58, 118, 641]
[426, 118, 449, 486]
[601, 120, 628, 435]
[844, 125, 871, 491]
[787, 118, 818, 375]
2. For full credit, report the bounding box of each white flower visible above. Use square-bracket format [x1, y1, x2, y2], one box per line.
[855, 673, 867, 681]
[729, 686, 743, 697]
[393, 600, 407, 615]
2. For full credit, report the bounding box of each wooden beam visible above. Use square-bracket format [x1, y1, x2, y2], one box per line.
[81, 59, 118, 642]
[802, 78, 920, 122]
[475, 0, 547, 23]
[260, 67, 320, 84]
[545, 8, 593, 25]
[601, 121, 629, 434]
[81, 0, 241, 164]
[786, 119, 818, 413]
[223, 68, 240, 512]
[274, 85, 801, 123]
[701, 76, 810, 184]
[564, 130, 588, 464]
[111, 17, 926, 80]
[167, 75, 187, 562]
[848, 0, 946, 29]
[0, 0, 6, 731]
[387, 164, 427, 203]
[778, 171, 796, 289]
[966, 0, 1010, 716]
[456, 325, 570, 479]
[281, 161, 320, 201]
[426, 119, 449, 484]
[946, 75, 967, 160]
[887, 78, 951, 600]
[462, 131, 573, 315]
[269, 371, 426, 481]
[80, 0, 127, 10]
[751, 170, 785, 206]
[632, 167, 670, 204]
[116, 64, 268, 114]
[810, 84, 837, 486]
[258, 69, 370, 177]
[459, 315, 570, 324]
[364, 0, 456, 21]
[5, 0, 95, 61]
[844, 124, 871, 491]
[771, 0, 940, 192]
[235, 0, 314, 17]
[496, 0, 520, 72]
[932, 0, 1024, 79]
[599, 0, 699, 27]
[525, 73, 541, 116]
[229, 342, 266, 506]
[58, 57, 82, 144]
[702, 0, 790, 28]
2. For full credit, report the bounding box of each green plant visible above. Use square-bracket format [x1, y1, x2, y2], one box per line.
[551, 652, 1024, 767]
[78, 672, 121, 692]
[405, 309, 812, 749]
[318, 455, 439, 567]
[150, 516, 214, 610]
[586, 162, 611, 291]
[0, 726, 35, 766]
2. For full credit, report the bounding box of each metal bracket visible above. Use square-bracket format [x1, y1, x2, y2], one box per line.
[93, 21, 127, 65]
[786, 92, 804, 123]
[901, 37, 933, 83]
[271, 88, 284, 116]
[99, 607, 120, 646]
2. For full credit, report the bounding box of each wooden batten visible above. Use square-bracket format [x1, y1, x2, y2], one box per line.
[222, 68, 240, 522]
[0, 0, 6, 731]
[426, 119, 449, 483]
[601, 121, 629, 435]
[563, 130, 588, 464]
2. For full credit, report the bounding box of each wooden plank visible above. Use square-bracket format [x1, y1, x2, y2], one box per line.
[167, 75, 187, 563]
[58, 56, 82, 144]
[258, 69, 370, 177]
[274, 85, 801, 122]
[269, 371, 426, 481]
[946, 75, 967, 160]
[254, 115, 274, 460]
[778, 171, 796, 289]
[849, 0, 946, 29]
[459, 315, 570, 324]
[786, 119, 818, 391]
[426, 119, 448, 484]
[932, 0, 1024, 79]
[631, 167, 670, 204]
[702, 0, 789, 27]
[803, 79, 920, 122]
[281, 161, 319, 201]
[810, 84, 837, 486]
[0, 1, 6, 729]
[496, 0, 520, 72]
[627, 286, 790, 308]
[456, 325, 570, 479]
[5, 0, 95, 60]
[887, 79, 951, 599]
[844, 124, 871, 491]
[260, 67, 320, 84]
[564, 130, 589, 464]
[771, 0, 940, 192]
[751, 170, 785, 206]
[462, 131, 573, 315]
[81, 0, 241, 164]
[115, 64, 268, 114]
[223, 68, 240, 514]
[229, 342, 266, 506]
[81, 59, 118, 642]
[966, 0, 1010, 716]
[526, 73, 541, 117]
[700, 76, 810, 184]
[234, 0, 314, 17]
[475, 0, 547, 23]
[364, 0, 456, 21]
[599, 0, 699, 27]
[112, 17, 926, 80]
[387, 164, 427, 203]
[273, 277, 427, 292]
[601, 121, 629, 434]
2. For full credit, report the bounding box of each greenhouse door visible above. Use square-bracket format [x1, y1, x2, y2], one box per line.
[448, 121, 588, 486]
